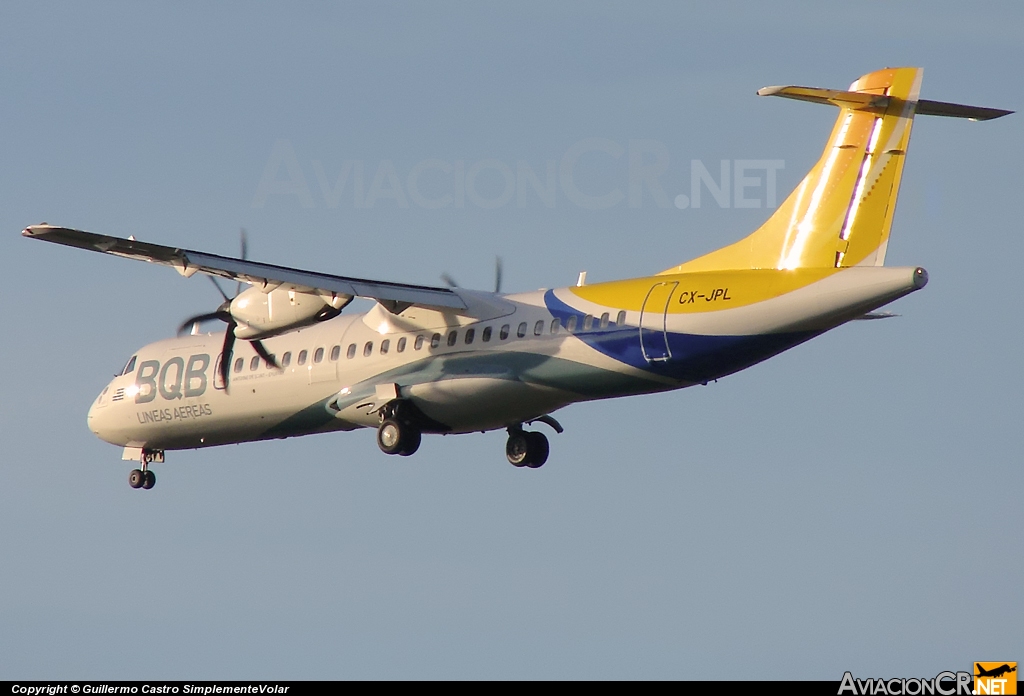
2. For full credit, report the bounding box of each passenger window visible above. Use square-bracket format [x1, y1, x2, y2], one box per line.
[500, 324, 510, 340]
[397, 337, 406, 353]
[550, 319, 560, 334]
[465, 328, 475, 344]
[600, 312, 610, 329]
[298, 350, 308, 365]
[363, 342, 373, 357]
[566, 315, 578, 332]
[534, 320, 544, 336]
[314, 348, 324, 363]
[616, 310, 626, 326]
[268, 354, 277, 367]
[250, 356, 260, 371]
[330, 345, 341, 361]
[430, 333, 441, 348]
[347, 344, 356, 359]
[122, 355, 137, 375]
[234, 357, 244, 373]
[517, 322, 527, 338]
[415, 335, 425, 350]
[447, 330, 458, 347]
[482, 326, 492, 342]
[583, 314, 594, 331]
[381, 339, 390, 355]
[281, 352, 292, 368]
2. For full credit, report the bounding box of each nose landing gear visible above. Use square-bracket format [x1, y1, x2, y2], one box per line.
[127, 449, 161, 489]
[128, 469, 156, 489]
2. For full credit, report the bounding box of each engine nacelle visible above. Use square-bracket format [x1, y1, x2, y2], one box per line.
[230, 286, 351, 340]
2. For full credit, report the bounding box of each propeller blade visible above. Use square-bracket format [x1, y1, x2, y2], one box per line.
[219, 321, 237, 393]
[176, 311, 227, 336]
[207, 275, 231, 302]
[250, 339, 279, 370]
[440, 272, 459, 288]
[237, 228, 248, 296]
[494, 256, 503, 294]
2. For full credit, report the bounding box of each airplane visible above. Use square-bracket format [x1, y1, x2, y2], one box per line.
[975, 664, 1016, 679]
[23, 67, 1011, 489]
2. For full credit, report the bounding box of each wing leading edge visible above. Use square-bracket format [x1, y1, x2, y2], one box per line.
[22, 225, 467, 313]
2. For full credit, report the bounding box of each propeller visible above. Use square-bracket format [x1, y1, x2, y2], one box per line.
[177, 229, 278, 392]
[440, 256, 504, 293]
[236, 228, 247, 296]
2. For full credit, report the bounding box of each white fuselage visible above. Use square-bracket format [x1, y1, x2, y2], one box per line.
[87, 289, 663, 451]
[87, 267, 924, 453]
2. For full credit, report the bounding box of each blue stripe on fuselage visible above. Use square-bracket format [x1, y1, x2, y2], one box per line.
[543, 290, 818, 384]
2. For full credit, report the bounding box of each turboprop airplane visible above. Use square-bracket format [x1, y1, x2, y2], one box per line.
[23, 67, 1011, 489]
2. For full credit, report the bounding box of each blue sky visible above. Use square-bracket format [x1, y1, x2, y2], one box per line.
[1, 1, 1021, 679]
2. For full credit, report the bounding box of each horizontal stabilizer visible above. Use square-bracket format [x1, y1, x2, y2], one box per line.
[758, 85, 1012, 121]
[852, 311, 900, 321]
[916, 99, 1012, 121]
[756, 85, 888, 110]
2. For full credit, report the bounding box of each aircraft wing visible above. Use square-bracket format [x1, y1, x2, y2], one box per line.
[22, 224, 467, 313]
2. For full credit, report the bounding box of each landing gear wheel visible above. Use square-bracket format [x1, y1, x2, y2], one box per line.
[378, 418, 420, 456]
[142, 470, 157, 489]
[506, 432, 531, 467]
[377, 419, 404, 455]
[398, 428, 421, 456]
[506, 430, 550, 468]
[524, 431, 549, 468]
[128, 469, 145, 489]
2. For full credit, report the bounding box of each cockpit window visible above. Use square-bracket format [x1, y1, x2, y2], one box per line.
[121, 355, 137, 376]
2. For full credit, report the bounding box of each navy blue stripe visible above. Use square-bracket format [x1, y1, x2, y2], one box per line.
[543, 290, 818, 383]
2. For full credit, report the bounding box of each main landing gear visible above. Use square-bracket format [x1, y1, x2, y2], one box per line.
[506, 416, 561, 468]
[373, 401, 561, 468]
[505, 428, 549, 468]
[377, 418, 422, 456]
[376, 402, 422, 457]
[128, 449, 160, 490]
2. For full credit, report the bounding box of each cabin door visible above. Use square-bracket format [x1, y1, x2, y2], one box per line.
[639, 281, 677, 363]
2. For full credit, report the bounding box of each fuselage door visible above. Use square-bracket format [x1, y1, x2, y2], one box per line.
[213, 354, 226, 390]
[639, 281, 678, 363]
[308, 344, 337, 385]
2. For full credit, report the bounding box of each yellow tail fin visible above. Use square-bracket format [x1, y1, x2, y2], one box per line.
[663, 67, 923, 273]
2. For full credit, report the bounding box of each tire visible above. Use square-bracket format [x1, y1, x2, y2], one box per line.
[377, 419, 405, 455]
[506, 432, 531, 467]
[128, 469, 145, 489]
[525, 431, 549, 468]
[142, 470, 156, 489]
[398, 428, 421, 456]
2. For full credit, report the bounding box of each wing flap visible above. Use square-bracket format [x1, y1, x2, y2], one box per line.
[22, 225, 468, 312]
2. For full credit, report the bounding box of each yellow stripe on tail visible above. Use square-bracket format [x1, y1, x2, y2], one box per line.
[662, 67, 923, 274]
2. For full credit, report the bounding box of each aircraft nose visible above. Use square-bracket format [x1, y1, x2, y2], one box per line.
[87, 387, 117, 443]
[87, 394, 103, 436]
